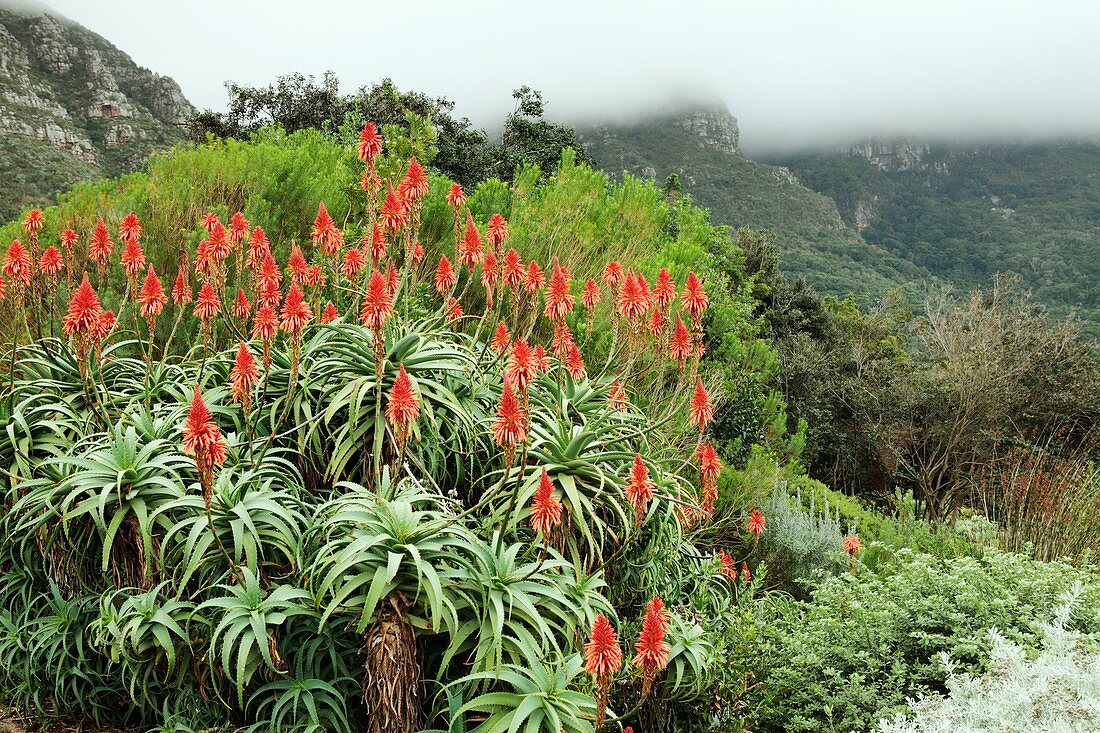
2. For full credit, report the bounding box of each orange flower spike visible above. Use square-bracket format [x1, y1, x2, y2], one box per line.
[252, 306, 278, 342]
[63, 273, 102, 336]
[581, 278, 601, 310]
[681, 271, 709, 319]
[653, 268, 676, 310]
[118, 211, 142, 245]
[690, 380, 713, 431]
[357, 122, 383, 162]
[386, 364, 421, 444]
[311, 202, 343, 256]
[625, 454, 656, 525]
[695, 442, 722, 483]
[505, 339, 538, 394]
[320, 302, 339, 324]
[194, 282, 221, 321]
[446, 298, 463, 322]
[502, 248, 524, 289]
[246, 227, 270, 270]
[342, 247, 365, 281]
[228, 212, 250, 245]
[633, 596, 671, 699]
[206, 221, 231, 264]
[379, 184, 407, 237]
[367, 224, 387, 264]
[523, 260, 545, 293]
[530, 467, 564, 538]
[534, 344, 550, 373]
[603, 260, 624, 289]
[398, 156, 429, 202]
[230, 342, 258, 409]
[39, 246, 63, 277]
[490, 322, 511, 352]
[748, 509, 766, 539]
[138, 265, 167, 318]
[360, 270, 394, 330]
[844, 535, 862, 557]
[608, 380, 628, 411]
[616, 271, 648, 320]
[486, 212, 509, 250]
[481, 250, 500, 296]
[172, 268, 192, 305]
[670, 314, 693, 368]
[648, 308, 665, 338]
[459, 211, 484, 268]
[200, 212, 220, 233]
[306, 264, 325, 289]
[279, 283, 313, 334]
[3, 240, 32, 287]
[434, 255, 457, 293]
[491, 379, 527, 454]
[544, 259, 575, 322]
[585, 613, 623, 728]
[446, 183, 466, 209]
[565, 342, 585, 380]
[121, 238, 146, 280]
[89, 216, 114, 266]
[232, 288, 251, 320]
[386, 261, 399, 295]
[22, 208, 44, 235]
[717, 550, 737, 579]
[59, 228, 78, 257]
[91, 310, 116, 342]
[182, 386, 227, 508]
[287, 244, 309, 285]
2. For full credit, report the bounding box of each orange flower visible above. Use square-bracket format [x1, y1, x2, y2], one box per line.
[138, 265, 167, 318]
[530, 467, 564, 537]
[608, 380, 628, 411]
[689, 380, 713, 431]
[3, 240, 32, 287]
[206, 222, 231, 264]
[748, 509, 766, 539]
[380, 185, 407, 236]
[59, 228, 78, 257]
[544, 259, 575, 321]
[398, 156, 429, 202]
[260, 252, 282, 290]
[410, 241, 424, 266]
[843, 535, 862, 556]
[118, 211, 142, 244]
[257, 280, 281, 310]
[357, 122, 383, 162]
[385, 364, 421, 442]
[581, 278, 601, 310]
[459, 211, 484, 268]
[502, 248, 524, 289]
[92, 310, 116, 342]
[360, 270, 393, 330]
[446, 297, 463, 322]
[603, 260, 624, 289]
[287, 244, 309, 285]
[367, 223, 387, 264]
[492, 380, 527, 454]
[586, 613, 623, 729]
[670, 315, 692, 369]
[252, 306, 278, 342]
[232, 288, 251, 320]
[551, 322, 574, 357]
[505, 339, 538, 394]
[200, 212, 220, 233]
[616, 271, 648, 320]
[625, 454, 655, 524]
[22, 208, 44, 234]
[172, 268, 192, 305]
[306, 264, 325, 289]
[681, 272, 709, 319]
[228, 212, 250, 245]
[246, 227, 270, 270]
[633, 596, 670, 699]
[194, 282, 221, 321]
[653, 268, 676, 310]
[342, 247, 366, 281]
[741, 562, 751, 582]
[386, 262, 399, 295]
[481, 251, 500, 298]
[39, 246, 63, 277]
[446, 183, 466, 209]
[523, 261, 544, 293]
[565, 342, 585, 380]
[695, 442, 722, 483]
[89, 216, 114, 266]
[279, 283, 312, 334]
[321, 302, 339, 324]
[647, 308, 665, 338]
[230, 342, 258, 409]
[121, 238, 146, 280]
[63, 274, 102, 336]
[182, 386, 227, 508]
[490, 322, 511, 352]
[717, 550, 737, 579]
[486, 213, 509, 249]
[434, 255, 457, 293]
[312, 202, 343, 256]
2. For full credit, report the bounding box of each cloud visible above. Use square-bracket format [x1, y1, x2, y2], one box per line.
[26, 0, 1100, 152]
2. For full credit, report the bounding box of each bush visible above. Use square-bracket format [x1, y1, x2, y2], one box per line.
[750, 548, 1100, 733]
[754, 485, 846, 590]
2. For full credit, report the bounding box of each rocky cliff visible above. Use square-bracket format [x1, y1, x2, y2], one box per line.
[0, 1, 194, 220]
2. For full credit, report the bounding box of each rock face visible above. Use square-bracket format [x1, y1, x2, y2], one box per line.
[676, 107, 740, 154]
[0, 1, 195, 220]
[848, 137, 930, 172]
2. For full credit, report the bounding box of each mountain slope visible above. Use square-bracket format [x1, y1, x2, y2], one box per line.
[772, 139, 1100, 335]
[578, 105, 934, 299]
[0, 1, 194, 221]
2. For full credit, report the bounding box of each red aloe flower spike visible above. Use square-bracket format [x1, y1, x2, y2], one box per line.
[172, 268, 192, 305]
[398, 156, 429, 202]
[181, 386, 227, 509]
[585, 613, 623, 728]
[625, 454, 656, 525]
[385, 364, 421, 447]
[681, 271, 709, 319]
[486, 213, 509, 250]
[434, 255, 457, 293]
[367, 223, 387, 264]
[523, 260, 544, 293]
[505, 339, 538, 395]
[582, 278, 601, 310]
[445, 297, 463, 323]
[653, 268, 676, 310]
[748, 509, 766, 539]
[39, 246, 63, 277]
[3, 240, 32, 288]
[491, 379, 527, 461]
[232, 288, 251, 320]
[118, 211, 142, 245]
[279, 283, 312, 334]
[22, 208, 44, 235]
[647, 308, 665, 339]
[121, 238, 146, 289]
[194, 282, 221, 321]
[490, 322, 511, 352]
[446, 183, 466, 209]
[717, 550, 737, 579]
[246, 226, 270, 271]
[695, 442, 722, 483]
[138, 265, 167, 319]
[312, 202, 343, 256]
[530, 467, 564, 539]
[534, 344, 550, 373]
[357, 122, 383, 162]
[230, 341, 258, 413]
[206, 221, 231, 264]
[63, 273, 102, 336]
[287, 244, 309, 285]
[844, 535, 862, 557]
[565, 342, 585, 381]
[459, 211, 484, 268]
[603, 260, 624, 290]
[89, 216, 114, 272]
[670, 314, 692, 371]
[608, 380, 628, 411]
[633, 596, 671, 699]
[502, 248, 524, 290]
[544, 259, 575, 322]
[379, 184, 408, 237]
[252, 306, 278, 347]
[91, 310, 115, 344]
[321, 302, 339, 324]
[481, 250, 500, 308]
[342, 247, 366, 281]
[200, 212, 220, 233]
[616, 270, 648, 321]
[690, 380, 713, 431]
[360, 270, 394, 330]
[228, 212, 250, 244]
[386, 261, 399, 295]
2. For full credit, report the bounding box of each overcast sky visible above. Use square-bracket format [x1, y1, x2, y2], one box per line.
[30, 0, 1100, 153]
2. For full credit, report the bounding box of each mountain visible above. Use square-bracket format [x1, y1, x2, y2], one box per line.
[0, 1, 194, 222]
[577, 104, 934, 300]
[770, 139, 1100, 334]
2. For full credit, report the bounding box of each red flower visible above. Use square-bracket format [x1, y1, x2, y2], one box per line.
[844, 535, 862, 556]
[653, 268, 676, 310]
[434, 255, 457, 293]
[22, 208, 44, 234]
[565, 342, 585, 380]
[247, 227, 270, 270]
[695, 442, 722, 483]
[258, 280, 281, 310]
[121, 238, 146, 279]
[206, 222, 231, 264]
[194, 282, 221, 321]
[608, 380, 628, 411]
[490, 322, 511, 352]
[502, 248, 524, 289]
[230, 342, 258, 408]
[367, 223, 387, 264]
[357, 123, 383, 162]
[89, 216, 114, 265]
[633, 596, 670, 698]
[279, 283, 313, 333]
[172, 268, 192, 305]
[386, 364, 421, 440]
[386, 262, 399, 295]
[232, 288, 251, 320]
[748, 509, 766, 539]
[321, 301, 339, 324]
[584, 613, 623, 679]
[446, 183, 466, 209]
[647, 308, 665, 337]
[118, 211, 142, 244]
[717, 550, 737, 579]
[492, 380, 527, 454]
[523, 260, 545, 293]
[228, 212, 250, 244]
[306, 264, 325, 289]
[741, 562, 751, 582]
[39, 246, 63, 277]
[182, 387, 227, 507]
[92, 310, 116, 342]
[534, 344, 550, 372]
[625, 454, 655, 524]
[260, 252, 282, 290]
[603, 260, 624, 289]
[287, 244, 309, 285]
[312, 202, 343, 255]
[582, 279, 601, 310]
[681, 272, 709, 319]
[360, 271, 394, 330]
[446, 297, 463, 322]
[551, 322, 574, 357]
[380, 185, 407, 236]
[486, 213, 509, 249]
[670, 315, 692, 368]
[689, 380, 713, 431]
[200, 212, 220, 233]
[138, 266, 167, 318]
[59, 228, 78, 255]
[398, 156, 429, 202]
[3, 240, 32, 287]
[544, 260, 575, 321]
[530, 467, 564, 537]
[410, 241, 424, 266]
[616, 271, 649, 320]
[505, 339, 538, 394]
[459, 211, 484, 268]
[481, 250, 500, 292]
[342, 247, 365, 281]
[252, 306, 278, 342]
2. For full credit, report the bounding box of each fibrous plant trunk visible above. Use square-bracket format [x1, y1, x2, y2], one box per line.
[362, 598, 419, 733]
